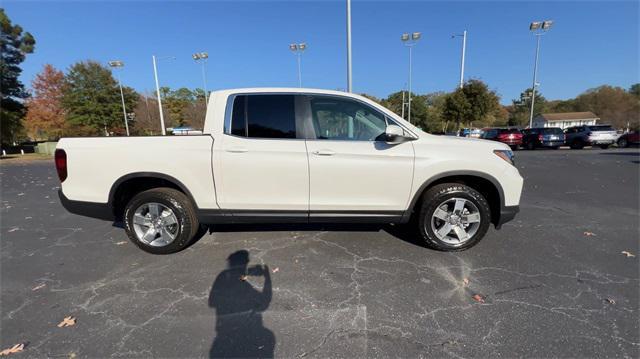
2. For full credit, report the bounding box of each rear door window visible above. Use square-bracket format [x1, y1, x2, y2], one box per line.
[229, 94, 297, 139]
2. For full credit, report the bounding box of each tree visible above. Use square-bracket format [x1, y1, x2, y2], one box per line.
[161, 87, 196, 127]
[507, 88, 547, 127]
[573, 85, 639, 129]
[0, 9, 35, 144]
[61, 61, 137, 135]
[629, 83, 640, 98]
[24, 64, 66, 140]
[443, 80, 502, 129]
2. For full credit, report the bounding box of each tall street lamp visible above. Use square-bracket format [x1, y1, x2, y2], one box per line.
[152, 55, 175, 135]
[289, 43, 307, 87]
[401, 32, 421, 124]
[528, 20, 553, 128]
[108, 60, 129, 136]
[346, 0, 352, 92]
[452, 30, 467, 89]
[192, 52, 209, 108]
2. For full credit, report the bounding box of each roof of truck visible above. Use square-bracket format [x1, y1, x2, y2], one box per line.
[211, 87, 357, 96]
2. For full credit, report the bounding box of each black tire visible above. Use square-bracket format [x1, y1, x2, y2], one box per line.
[551, 146, 560, 150]
[570, 139, 584, 149]
[510, 145, 519, 151]
[618, 138, 628, 148]
[124, 187, 199, 254]
[599, 144, 610, 149]
[417, 183, 491, 251]
[526, 141, 535, 150]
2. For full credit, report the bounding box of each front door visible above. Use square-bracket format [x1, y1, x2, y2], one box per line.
[303, 95, 414, 218]
[213, 94, 309, 214]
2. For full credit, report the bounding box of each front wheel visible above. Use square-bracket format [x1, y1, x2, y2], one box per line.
[417, 183, 491, 251]
[599, 144, 610, 149]
[526, 141, 535, 150]
[617, 138, 628, 148]
[124, 188, 199, 254]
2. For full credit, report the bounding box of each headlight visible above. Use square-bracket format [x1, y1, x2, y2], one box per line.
[494, 149, 515, 166]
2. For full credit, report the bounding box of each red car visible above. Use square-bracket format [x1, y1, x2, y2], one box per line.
[617, 131, 639, 148]
[481, 128, 523, 150]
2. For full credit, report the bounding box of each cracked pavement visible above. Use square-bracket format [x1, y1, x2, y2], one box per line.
[1, 148, 639, 358]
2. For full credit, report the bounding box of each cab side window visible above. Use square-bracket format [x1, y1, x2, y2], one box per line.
[229, 94, 296, 139]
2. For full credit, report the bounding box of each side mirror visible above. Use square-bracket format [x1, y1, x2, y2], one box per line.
[385, 124, 409, 144]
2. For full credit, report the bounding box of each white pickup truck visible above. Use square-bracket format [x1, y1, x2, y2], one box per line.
[56, 88, 523, 254]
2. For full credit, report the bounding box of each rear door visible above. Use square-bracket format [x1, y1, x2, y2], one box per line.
[213, 94, 309, 215]
[302, 95, 414, 218]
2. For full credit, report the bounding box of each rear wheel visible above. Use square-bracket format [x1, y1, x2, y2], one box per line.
[417, 183, 491, 251]
[599, 144, 610, 149]
[526, 141, 535, 150]
[618, 138, 628, 148]
[124, 188, 199, 254]
[570, 140, 584, 149]
[551, 146, 560, 150]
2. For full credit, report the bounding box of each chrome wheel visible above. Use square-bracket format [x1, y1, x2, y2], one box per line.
[430, 197, 481, 246]
[132, 202, 179, 247]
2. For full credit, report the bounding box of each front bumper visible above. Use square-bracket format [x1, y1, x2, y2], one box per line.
[496, 205, 519, 229]
[58, 190, 115, 221]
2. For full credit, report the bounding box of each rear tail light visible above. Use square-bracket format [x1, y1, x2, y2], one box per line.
[55, 149, 67, 182]
[538, 134, 543, 141]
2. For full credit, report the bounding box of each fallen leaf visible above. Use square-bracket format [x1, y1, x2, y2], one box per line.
[621, 251, 636, 258]
[462, 278, 469, 286]
[605, 298, 616, 305]
[272, 267, 280, 273]
[0, 343, 25, 356]
[115, 241, 127, 245]
[472, 294, 485, 303]
[7, 228, 19, 233]
[583, 231, 596, 237]
[57, 316, 76, 328]
[31, 283, 46, 291]
[239, 275, 247, 281]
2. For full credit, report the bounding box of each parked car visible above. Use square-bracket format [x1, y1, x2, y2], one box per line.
[617, 131, 640, 148]
[56, 88, 523, 254]
[564, 125, 618, 149]
[458, 128, 483, 138]
[521, 127, 565, 150]
[480, 128, 523, 150]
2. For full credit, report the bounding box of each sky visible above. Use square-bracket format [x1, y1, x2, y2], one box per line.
[4, 0, 639, 104]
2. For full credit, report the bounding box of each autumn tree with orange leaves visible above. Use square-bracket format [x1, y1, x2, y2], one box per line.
[25, 64, 66, 140]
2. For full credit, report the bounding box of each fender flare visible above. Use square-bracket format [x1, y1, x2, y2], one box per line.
[402, 170, 505, 222]
[108, 172, 199, 210]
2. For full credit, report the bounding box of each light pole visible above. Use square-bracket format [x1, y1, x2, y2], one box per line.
[289, 43, 307, 87]
[401, 32, 421, 124]
[192, 52, 209, 108]
[528, 20, 553, 128]
[152, 55, 175, 135]
[452, 30, 467, 89]
[346, 0, 352, 92]
[108, 60, 129, 136]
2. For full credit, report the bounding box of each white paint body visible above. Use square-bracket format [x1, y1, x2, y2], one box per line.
[58, 88, 523, 213]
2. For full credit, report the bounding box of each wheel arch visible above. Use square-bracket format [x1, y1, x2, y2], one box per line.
[108, 172, 198, 219]
[404, 171, 505, 227]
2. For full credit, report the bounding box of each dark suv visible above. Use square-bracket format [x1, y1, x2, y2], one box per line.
[481, 128, 523, 150]
[521, 127, 565, 150]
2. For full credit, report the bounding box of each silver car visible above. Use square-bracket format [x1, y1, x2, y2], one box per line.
[564, 125, 618, 149]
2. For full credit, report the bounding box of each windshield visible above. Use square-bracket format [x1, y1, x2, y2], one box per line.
[588, 125, 615, 132]
[542, 128, 563, 135]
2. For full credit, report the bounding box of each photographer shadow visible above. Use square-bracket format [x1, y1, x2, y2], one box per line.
[209, 250, 274, 358]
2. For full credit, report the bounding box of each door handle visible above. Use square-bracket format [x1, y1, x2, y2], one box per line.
[312, 149, 335, 156]
[226, 147, 248, 153]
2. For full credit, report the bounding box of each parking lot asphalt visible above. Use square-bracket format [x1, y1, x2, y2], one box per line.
[1, 147, 639, 358]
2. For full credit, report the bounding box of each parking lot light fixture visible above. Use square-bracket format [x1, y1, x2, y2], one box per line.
[152, 55, 175, 135]
[289, 43, 307, 87]
[192, 51, 209, 109]
[527, 20, 554, 129]
[108, 60, 129, 136]
[401, 32, 421, 124]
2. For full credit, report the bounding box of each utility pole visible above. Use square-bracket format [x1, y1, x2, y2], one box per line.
[452, 30, 467, 89]
[108, 60, 129, 136]
[401, 32, 421, 124]
[152, 55, 167, 135]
